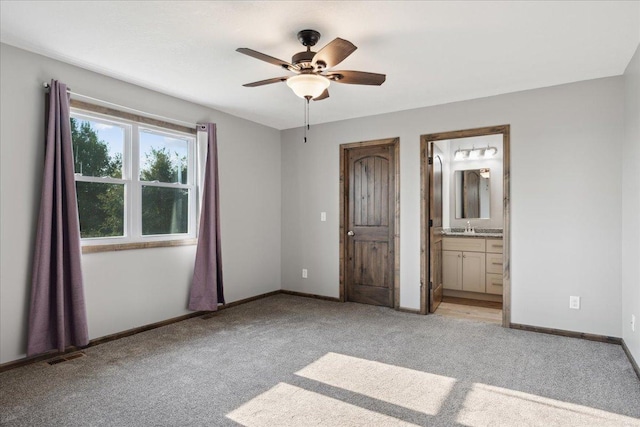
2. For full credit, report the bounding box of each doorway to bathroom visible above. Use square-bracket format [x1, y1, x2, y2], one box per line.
[420, 125, 511, 327]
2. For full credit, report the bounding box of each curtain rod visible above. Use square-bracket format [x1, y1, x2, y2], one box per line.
[42, 82, 199, 129]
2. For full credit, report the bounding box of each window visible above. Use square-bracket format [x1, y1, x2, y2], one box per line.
[71, 108, 196, 246]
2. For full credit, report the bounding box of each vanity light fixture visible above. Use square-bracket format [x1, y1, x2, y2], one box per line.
[468, 146, 481, 159]
[454, 148, 469, 160]
[454, 145, 499, 161]
[484, 146, 498, 158]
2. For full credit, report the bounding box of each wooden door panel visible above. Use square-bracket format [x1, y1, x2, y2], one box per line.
[347, 285, 393, 307]
[352, 227, 388, 241]
[429, 143, 444, 312]
[431, 239, 443, 307]
[463, 170, 480, 218]
[353, 241, 389, 287]
[379, 159, 389, 225]
[354, 159, 362, 225]
[347, 145, 394, 307]
[353, 156, 389, 227]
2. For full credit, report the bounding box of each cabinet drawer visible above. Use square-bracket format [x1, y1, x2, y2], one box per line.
[486, 273, 503, 295]
[443, 237, 486, 252]
[486, 253, 503, 274]
[486, 238, 504, 254]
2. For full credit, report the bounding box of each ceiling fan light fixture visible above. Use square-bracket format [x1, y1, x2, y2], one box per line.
[287, 74, 330, 99]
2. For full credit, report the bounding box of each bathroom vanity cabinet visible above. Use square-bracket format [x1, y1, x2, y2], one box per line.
[442, 236, 503, 295]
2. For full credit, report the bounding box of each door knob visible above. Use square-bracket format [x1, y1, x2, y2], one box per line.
[347, 230, 355, 236]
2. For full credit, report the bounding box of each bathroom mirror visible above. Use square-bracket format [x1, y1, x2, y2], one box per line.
[455, 169, 490, 219]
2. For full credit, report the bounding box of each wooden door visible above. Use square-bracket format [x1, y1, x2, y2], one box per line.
[429, 143, 444, 312]
[346, 144, 395, 307]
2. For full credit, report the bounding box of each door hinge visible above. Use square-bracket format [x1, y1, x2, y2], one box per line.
[428, 156, 433, 165]
[429, 219, 433, 227]
[429, 281, 433, 290]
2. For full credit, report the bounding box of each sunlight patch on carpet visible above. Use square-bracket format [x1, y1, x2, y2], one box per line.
[457, 383, 640, 427]
[226, 382, 418, 427]
[295, 352, 456, 416]
[227, 352, 640, 426]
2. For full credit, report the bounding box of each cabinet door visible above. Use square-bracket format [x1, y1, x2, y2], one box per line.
[442, 251, 462, 290]
[462, 251, 486, 293]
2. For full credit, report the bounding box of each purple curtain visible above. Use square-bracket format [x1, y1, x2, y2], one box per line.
[27, 80, 89, 356]
[188, 123, 225, 311]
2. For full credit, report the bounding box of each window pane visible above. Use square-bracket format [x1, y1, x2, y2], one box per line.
[139, 130, 189, 184]
[71, 117, 124, 178]
[141, 186, 189, 235]
[76, 182, 124, 238]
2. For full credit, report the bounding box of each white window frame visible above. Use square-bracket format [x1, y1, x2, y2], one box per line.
[71, 108, 197, 246]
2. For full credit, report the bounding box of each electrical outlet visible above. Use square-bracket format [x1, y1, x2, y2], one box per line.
[302, 269, 308, 279]
[569, 296, 580, 310]
[320, 212, 327, 222]
[632, 315, 636, 332]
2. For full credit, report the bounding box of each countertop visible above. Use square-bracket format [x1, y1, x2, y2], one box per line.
[441, 228, 503, 238]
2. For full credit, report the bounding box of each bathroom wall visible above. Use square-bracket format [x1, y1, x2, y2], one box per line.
[446, 134, 503, 229]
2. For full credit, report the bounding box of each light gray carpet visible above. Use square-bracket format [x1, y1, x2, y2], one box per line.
[1, 294, 639, 426]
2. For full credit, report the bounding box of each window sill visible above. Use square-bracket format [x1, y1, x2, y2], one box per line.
[82, 239, 197, 254]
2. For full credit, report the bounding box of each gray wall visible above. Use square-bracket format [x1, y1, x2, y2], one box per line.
[622, 44, 640, 365]
[0, 44, 282, 364]
[1, 41, 635, 366]
[281, 77, 624, 338]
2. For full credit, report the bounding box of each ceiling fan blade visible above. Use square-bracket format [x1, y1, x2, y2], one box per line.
[237, 48, 297, 71]
[313, 88, 330, 101]
[242, 77, 289, 87]
[326, 70, 386, 85]
[311, 38, 357, 70]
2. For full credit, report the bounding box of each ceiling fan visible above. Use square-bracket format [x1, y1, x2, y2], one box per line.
[237, 29, 386, 102]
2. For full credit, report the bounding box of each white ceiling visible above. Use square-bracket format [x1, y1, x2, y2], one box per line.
[1, 1, 638, 130]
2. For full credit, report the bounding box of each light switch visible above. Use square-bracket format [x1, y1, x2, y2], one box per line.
[320, 212, 327, 222]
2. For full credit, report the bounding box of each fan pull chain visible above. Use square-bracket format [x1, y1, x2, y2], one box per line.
[304, 97, 310, 143]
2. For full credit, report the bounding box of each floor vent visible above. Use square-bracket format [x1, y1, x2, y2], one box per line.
[47, 352, 85, 365]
